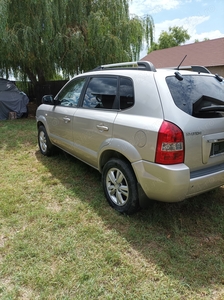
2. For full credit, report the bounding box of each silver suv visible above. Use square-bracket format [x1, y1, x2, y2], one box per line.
[36, 61, 224, 214]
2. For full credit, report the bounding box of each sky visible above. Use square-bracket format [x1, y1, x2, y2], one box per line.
[129, 0, 224, 57]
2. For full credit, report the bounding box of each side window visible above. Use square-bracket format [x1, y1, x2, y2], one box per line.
[57, 77, 86, 107]
[82, 77, 118, 109]
[119, 77, 134, 109]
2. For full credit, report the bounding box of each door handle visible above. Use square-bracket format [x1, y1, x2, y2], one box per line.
[97, 124, 109, 131]
[63, 117, 71, 123]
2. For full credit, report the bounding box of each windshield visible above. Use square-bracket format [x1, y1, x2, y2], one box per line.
[166, 75, 224, 117]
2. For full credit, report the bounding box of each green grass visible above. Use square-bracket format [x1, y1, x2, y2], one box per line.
[0, 118, 224, 299]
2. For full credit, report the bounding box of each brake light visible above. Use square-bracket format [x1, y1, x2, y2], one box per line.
[155, 121, 184, 164]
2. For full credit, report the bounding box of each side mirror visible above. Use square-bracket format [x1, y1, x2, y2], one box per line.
[42, 95, 54, 105]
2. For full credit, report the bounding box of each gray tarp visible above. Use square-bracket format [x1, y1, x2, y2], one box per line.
[0, 78, 29, 120]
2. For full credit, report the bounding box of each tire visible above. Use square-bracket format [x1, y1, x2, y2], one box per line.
[38, 125, 54, 156]
[102, 158, 139, 214]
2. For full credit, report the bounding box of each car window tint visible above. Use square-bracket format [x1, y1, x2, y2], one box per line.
[166, 75, 224, 116]
[57, 77, 86, 107]
[82, 77, 118, 109]
[119, 77, 134, 109]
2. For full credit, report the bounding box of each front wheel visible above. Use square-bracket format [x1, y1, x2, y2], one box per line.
[102, 158, 139, 214]
[38, 125, 55, 156]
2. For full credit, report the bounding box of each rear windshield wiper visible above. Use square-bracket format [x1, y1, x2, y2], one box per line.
[215, 74, 223, 82]
[193, 95, 224, 114]
[199, 105, 224, 112]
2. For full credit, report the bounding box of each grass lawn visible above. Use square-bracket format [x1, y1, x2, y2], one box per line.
[0, 118, 224, 299]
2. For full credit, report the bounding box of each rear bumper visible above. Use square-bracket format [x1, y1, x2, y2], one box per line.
[187, 163, 224, 198]
[132, 160, 224, 202]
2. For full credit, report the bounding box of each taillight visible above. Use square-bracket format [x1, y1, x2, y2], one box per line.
[155, 121, 184, 164]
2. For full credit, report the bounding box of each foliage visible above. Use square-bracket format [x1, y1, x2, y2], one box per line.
[148, 26, 190, 53]
[0, 0, 154, 84]
[0, 118, 224, 299]
[195, 38, 210, 43]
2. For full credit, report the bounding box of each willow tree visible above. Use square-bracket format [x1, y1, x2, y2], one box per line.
[0, 0, 154, 85]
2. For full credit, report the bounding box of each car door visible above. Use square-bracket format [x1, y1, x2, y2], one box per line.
[72, 76, 119, 168]
[47, 77, 87, 155]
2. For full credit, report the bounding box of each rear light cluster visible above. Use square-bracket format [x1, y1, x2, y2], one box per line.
[155, 121, 184, 165]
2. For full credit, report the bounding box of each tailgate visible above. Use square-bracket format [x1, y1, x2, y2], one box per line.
[163, 73, 224, 171]
[183, 117, 224, 171]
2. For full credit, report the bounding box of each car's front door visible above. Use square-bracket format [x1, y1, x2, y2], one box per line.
[47, 77, 87, 155]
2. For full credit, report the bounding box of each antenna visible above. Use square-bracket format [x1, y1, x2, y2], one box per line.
[177, 55, 187, 70]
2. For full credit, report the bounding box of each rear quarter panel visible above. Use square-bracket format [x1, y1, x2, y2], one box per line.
[113, 72, 164, 163]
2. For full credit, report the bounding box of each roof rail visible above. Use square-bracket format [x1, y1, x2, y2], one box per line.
[174, 65, 211, 74]
[138, 61, 157, 72]
[93, 61, 156, 72]
[167, 66, 211, 74]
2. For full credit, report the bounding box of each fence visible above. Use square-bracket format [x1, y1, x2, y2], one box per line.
[16, 80, 68, 106]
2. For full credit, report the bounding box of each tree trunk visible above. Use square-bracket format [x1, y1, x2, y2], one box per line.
[25, 67, 38, 85]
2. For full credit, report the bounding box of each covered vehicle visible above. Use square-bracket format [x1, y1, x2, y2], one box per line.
[0, 78, 29, 120]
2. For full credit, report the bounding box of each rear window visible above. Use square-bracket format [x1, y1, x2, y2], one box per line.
[166, 75, 224, 117]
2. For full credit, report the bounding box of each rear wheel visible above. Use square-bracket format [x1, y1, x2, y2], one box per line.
[102, 158, 139, 214]
[38, 125, 54, 156]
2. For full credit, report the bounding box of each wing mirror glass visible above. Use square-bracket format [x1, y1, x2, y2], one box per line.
[42, 95, 54, 105]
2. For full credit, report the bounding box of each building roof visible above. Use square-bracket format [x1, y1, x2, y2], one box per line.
[141, 37, 224, 69]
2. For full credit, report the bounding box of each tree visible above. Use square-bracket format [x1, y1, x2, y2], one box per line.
[0, 0, 154, 85]
[195, 38, 209, 43]
[148, 26, 190, 53]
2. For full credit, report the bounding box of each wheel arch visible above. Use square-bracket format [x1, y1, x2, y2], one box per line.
[36, 116, 50, 137]
[98, 138, 142, 173]
[99, 150, 132, 173]
[37, 120, 44, 129]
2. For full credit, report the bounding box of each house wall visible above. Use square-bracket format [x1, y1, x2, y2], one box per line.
[207, 66, 224, 77]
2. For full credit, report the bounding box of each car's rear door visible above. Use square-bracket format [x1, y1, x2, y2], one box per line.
[72, 76, 118, 168]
